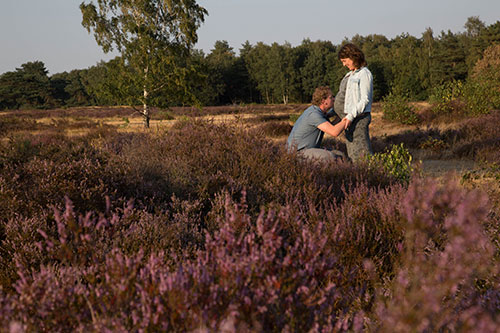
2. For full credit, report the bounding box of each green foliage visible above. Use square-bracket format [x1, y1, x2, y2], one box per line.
[463, 80, 494, 115]
[431, 30, 468, 83]
[244, 41, 307, 105]
[428, 42, 500, 117]
[419, 137, 448, 151]
[121, 117, 130, 128]
[0, 61, 53, 109]
[367, 143, 413, 185]
[51, 69, 94, 106]
[155, 110, 175, 120]
[387, 34, 429, 100]
[381, 92, 419, 125]
[80, 0, 207, 127]
[298, 40, 340, 100]
[2, 17, 500, 111]
[289, 113, 300, 123]
[82, 58, 131, 106]
[466, 43, 500, 115]
[429, 80, 465, 114]
[200, 40, 252, 105]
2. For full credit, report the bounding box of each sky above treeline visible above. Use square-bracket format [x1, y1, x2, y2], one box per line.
[1, 0, 499, 75]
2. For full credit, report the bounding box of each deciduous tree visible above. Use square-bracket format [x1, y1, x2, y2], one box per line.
[80, 0, 207, 127]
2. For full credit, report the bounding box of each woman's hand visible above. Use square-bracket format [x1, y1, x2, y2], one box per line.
[343, 118, 352, 130]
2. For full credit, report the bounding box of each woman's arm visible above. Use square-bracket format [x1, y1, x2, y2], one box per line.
[354, 68, 373, 116]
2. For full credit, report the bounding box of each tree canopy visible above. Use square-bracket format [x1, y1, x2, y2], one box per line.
[80, 0, 207, 127]
[2, 16, 499, 111]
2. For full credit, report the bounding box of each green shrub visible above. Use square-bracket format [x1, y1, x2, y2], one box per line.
[464, 80, 496, 116]
[381, 92, 419, 125]
[429, 45, 500, 117]
[289, 113, 300, 123]
[367, 143, 413, 185]
[155, 110, 175, 121]
[466, 43, 500, 115]
[419, 137, 448, 151]
[429, 80, 465, 114]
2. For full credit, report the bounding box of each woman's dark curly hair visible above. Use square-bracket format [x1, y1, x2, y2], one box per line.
[338, 43, 367, 68]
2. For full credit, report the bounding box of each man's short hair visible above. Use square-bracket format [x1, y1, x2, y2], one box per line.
[338, 43, 367, 68]
[311, 86, 331, 106]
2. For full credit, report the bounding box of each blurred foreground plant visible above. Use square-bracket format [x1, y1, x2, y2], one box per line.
[374, 178, 500, 332]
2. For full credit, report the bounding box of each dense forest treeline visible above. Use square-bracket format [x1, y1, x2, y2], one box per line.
[1, 16, 499, 110]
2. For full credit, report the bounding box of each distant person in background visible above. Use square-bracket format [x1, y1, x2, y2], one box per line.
[287, 86, 347, 162]
[334, 43, 374, 161]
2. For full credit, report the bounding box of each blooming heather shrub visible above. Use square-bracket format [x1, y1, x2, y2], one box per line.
[8, 117, 499, 330]
[0, 131, 139, 221]
[0, 213, 50, 291]
[112, 119, 395, 217]
[370, 126, 457, 153]
[1, 106, 138, 120]
[0, 144, 497, 331]
[166, 199, 357, 331]
[0, 289, 14, 331]
[324, 183, 407, 282]
[245, 114, 291, 125]
[0, 188, 216, 287]
[374, 178, 500, 331]
[0, 116, 40, 134]
[98, 131, 147, 155]
[0, 153, 124, 219]
[0, 196, 371, 332]
[5, 264, 92, 332]
[0, 173, 24, 223]
[0, 198, 126, 290]
[0, 135, 42, 165]
[254, 120, 292, 137]
[47, 117, 104, 131]
[452, 111, 500, 163]
[373, 111, 500, 164]
[23, 157, 117, 210]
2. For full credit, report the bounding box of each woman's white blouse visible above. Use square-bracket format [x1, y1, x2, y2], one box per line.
[344, 66, 373, 121]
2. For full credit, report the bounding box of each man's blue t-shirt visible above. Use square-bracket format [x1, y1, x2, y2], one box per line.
[286, 105, 330, 151]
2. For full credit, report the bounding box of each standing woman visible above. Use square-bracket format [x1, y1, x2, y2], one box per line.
[334, 43, 373, 161]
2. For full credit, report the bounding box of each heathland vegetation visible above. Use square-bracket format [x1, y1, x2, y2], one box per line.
[0, 102, 499, 331]
[1, 1, 500, 331]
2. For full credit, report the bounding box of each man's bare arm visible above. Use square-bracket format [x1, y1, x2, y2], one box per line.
[317, 118, 347, 137]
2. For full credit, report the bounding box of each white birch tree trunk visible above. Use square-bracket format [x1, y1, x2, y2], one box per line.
[142, 66, 150, 128]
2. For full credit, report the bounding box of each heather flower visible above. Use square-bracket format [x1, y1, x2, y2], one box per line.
[375, 178, 500, 331]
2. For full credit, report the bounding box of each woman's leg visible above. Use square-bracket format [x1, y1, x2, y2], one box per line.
[345, 113, 373, 162]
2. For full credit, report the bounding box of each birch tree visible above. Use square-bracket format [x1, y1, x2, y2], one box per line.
[80, 0, 207, 128]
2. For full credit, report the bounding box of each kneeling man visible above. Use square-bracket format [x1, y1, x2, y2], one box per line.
[287, 86, 346, 162]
